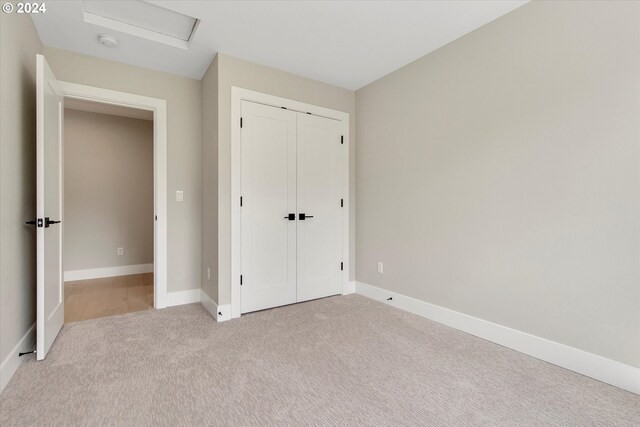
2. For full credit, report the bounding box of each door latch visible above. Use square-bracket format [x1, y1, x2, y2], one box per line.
[283, 213, 295, 221]
[299, 213, 314, 220]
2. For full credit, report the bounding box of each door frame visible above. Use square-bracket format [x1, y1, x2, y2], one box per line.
[230, 87, 350, 319]
[57, 81, 168, 308]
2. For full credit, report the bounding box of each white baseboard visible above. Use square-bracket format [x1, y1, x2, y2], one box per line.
[166, 289, 201, 307]
[216, 304, 231, 322]
[64, 263, 153, 281]
[343, 280, 356, 295]
[0, 323, 36, 394]
[199, 289, 231, 322]
[355, 281, 640, 395]
[200, 289, 217, 318]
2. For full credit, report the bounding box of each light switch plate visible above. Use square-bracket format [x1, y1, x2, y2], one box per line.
[176, 190, 184, 202]
[377, 262, 384, 273]
[117, 247, 124, 256]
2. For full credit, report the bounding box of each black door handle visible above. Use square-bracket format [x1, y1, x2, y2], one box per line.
[44, 217, 61, 228]
[26, 218, 43, 227]
[283, 213, 295, 221]
[299, 213, 314, 220]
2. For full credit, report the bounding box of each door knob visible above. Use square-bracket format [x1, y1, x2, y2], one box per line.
[299, 213, 314, 220]
[26, 218, 43, 227]
[283, 213, 295, 221]
[44, 217, 61, 228]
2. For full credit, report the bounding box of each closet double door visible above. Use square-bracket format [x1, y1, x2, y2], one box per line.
[241, 101, 343, 314]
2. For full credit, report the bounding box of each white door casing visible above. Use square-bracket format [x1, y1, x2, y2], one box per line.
[57, 81, 168, 310]
[296, 113, 343, 302]
[36, 54, 64, 360]
[231, 88, 350, 318]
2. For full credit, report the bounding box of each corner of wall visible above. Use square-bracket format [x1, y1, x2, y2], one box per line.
[201, 53, 219, 304]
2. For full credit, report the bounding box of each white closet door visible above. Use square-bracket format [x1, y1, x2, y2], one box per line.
[241, 101, 297, 313]
[296, 114, 343, 302]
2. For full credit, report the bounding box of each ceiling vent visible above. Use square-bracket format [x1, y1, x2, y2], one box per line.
[82, 0, 199, 50]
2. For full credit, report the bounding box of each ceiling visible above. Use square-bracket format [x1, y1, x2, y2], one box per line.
[65, 98, 153, 121]
[31, 1, 527, 90]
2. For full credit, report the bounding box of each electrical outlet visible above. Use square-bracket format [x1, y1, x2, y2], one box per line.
[176, 190, 184, 202]
[377, 261, 384, 273]
[117, 247, 124, 256]
[207, 267, 211, 280]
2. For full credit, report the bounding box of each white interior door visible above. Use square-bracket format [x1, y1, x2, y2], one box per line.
[36, 54, 64, 360]
[241, 101, 297, 313]
[296, 114, 343, 302]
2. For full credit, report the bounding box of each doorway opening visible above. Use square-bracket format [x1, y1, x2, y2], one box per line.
[63, 99, 154, 323]
[36, 54, 168, 360]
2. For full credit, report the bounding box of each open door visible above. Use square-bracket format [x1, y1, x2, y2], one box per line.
[35, 54, 64, 360]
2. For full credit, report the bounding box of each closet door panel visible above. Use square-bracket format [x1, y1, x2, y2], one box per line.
[241, 101, 297, 313]
[296, 114, 343, 302]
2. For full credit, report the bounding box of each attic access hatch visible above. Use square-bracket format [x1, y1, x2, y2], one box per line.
[82, 0, 199, 50]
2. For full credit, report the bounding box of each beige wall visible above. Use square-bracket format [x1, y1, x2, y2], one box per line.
[0, 9, 42, 378]
[64, 109, 153, 271]
[44, 47, 202, 293]
[215, 53, 356, 305]
[356, 1, 640, 368]
[201, 55, 219, 303]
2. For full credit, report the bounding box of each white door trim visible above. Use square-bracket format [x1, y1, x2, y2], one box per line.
[57, 81, 168, 309]
[230, 87, 350, 319]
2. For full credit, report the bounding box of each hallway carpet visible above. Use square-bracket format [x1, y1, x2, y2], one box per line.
[1, 295, 638, 426]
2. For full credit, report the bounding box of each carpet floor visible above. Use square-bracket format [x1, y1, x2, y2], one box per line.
[1, 295, 638, 426]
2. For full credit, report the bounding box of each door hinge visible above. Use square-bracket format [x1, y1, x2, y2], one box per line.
[340, 198, 343, 207]
[340, 262, 343, 271]
[240, 117, 243, 128]
[240, 196, 243, 206]
[240, 275, 243, 285]
[341, 135, 344, 144]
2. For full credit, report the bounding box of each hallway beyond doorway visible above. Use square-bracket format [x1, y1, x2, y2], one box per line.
[64, 273, 153, 323]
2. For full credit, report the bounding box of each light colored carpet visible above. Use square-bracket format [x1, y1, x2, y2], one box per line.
[1, 295, 638, 426]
